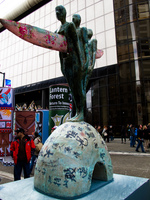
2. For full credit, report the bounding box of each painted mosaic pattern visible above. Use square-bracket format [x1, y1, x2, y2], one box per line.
[34, 122, 113, 198]
[0, 19, 67, 52]
[0, 88, 13, 107]
[0, 19, 103, 58]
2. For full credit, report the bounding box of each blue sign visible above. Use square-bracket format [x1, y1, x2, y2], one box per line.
[5, 79, 11, 87]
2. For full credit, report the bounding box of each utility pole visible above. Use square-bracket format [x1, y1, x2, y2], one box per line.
[0, 72, 5, 87]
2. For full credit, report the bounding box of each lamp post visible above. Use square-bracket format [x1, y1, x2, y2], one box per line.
[0, 72, 5, 87]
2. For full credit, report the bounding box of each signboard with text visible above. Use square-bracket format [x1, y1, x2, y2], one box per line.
[0, 87, 14, 107]
[49, 84, 72, 134]
[0, 87, 14, 156]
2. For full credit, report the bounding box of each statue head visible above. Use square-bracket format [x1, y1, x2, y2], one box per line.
[87, 29, 93, 40]
[55, 5, 66, 23]
[72, 14, 81, 28]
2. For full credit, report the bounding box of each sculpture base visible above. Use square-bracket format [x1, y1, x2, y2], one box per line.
[34, 122, 113, 198]
[0, 174, 149, 200]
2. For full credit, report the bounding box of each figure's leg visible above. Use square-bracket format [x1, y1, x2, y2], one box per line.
[136, 140, 140, 151]
[14, 161, 22, 181]
[23, 162, 30, 179]
[141, 141, 145, 152]
[68, 90, 85, 122]
[62, 55, 87, 122]
[30, 155, 36, 174]
[66, 73, 85, 121]
[124, 136, 126, 143]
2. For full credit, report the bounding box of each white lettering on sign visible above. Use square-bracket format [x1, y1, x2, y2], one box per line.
[50, 87, 68, 94]
[49, 93, 64, 100]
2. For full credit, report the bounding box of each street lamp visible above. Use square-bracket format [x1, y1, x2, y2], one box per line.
[0, 72, 5, 87]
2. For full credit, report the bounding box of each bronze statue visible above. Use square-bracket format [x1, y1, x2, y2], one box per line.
[72, 14, 97, 92]
[0, 5, 98, 122]
[55, 6, 89, 122]
[86, 28, 97, 85]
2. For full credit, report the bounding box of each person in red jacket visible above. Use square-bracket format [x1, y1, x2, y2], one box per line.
[10, 128, 35, 181]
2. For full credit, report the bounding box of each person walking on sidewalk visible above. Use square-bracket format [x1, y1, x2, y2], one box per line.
[121, 125, 126, 144]
[143, 125, 149, 152]
[10, 128, 35, 181]
[108, 125, 114, 141]
[134, 126, 138, 146]
[30, 132, 43, 174]
[102, 125, 109, 142]
[130, 125, 135, 147]
[136, 125, 145, 153]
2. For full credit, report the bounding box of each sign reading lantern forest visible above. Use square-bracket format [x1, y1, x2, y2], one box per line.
[49, 84, 72, 133]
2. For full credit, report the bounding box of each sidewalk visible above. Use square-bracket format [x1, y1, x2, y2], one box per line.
[105, 138, 150, 179]
[107, 138, 150, 156]
[0, 156, 14, 166]
[0, 138, 150, 166]
[0, 137, 150, 184]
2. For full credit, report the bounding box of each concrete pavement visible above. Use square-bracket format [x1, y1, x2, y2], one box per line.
[0, 138, 150, 185]
[107, 138, 150, 179]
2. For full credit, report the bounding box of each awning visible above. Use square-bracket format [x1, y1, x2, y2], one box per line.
[0, 0, 52, 31]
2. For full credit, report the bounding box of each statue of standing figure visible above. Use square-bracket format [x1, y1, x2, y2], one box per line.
[55, 5, 97, 122]
[0, 5, 98, 122]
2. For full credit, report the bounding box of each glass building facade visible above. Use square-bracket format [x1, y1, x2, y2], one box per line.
[86, 0, 150, 134]
[0, 0, 149, 135]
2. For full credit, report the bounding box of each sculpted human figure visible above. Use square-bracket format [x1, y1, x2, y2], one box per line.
[86, 29, 97, 85]
[72, 14, 89, 95]
[55, 6, 89, 122]
[0, 8, 99, 122]
[72, 14, 89, 69]
[72, 15, 97, 93]
[0, 7, 113, 200]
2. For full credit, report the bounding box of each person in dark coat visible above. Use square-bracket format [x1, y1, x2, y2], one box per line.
[143, 125, 149, 152]
[136, 125, 145, 153]
[121, 125, 126, 144]
[130, 125, 135, 147]
[10, 128, 35, 180]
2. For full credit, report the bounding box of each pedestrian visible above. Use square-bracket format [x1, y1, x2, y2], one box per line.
[133, 126, 138, 146]
[51, 126, 58, 133]
[97, 125, 102, 135]
[108, 125, 114, 141]
[127, 124, 130, 139]
[102, 125, 109, 142]
[130, 125, 135, 147]
[30, 132, 43, 174]
[129, 124, 132, 140]
[121, 125, 126, 144]
[147, 123, 150, 150]
[136, 125, 145, 153]
[10, 128, 35, 181]
[143, 125, 149, 152]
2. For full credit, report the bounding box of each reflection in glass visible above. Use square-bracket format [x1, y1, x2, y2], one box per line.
[85, 0, 150, 130]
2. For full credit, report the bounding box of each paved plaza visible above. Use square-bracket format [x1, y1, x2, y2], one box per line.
[0, 138, 150, 185]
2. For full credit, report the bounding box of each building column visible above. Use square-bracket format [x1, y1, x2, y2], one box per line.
[42, 89, 46, 109]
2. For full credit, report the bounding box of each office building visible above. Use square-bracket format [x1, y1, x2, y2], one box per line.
[0, 0, 149, 133]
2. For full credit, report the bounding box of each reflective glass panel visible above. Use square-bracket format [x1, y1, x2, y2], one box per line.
[119, 63, 131, 83]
